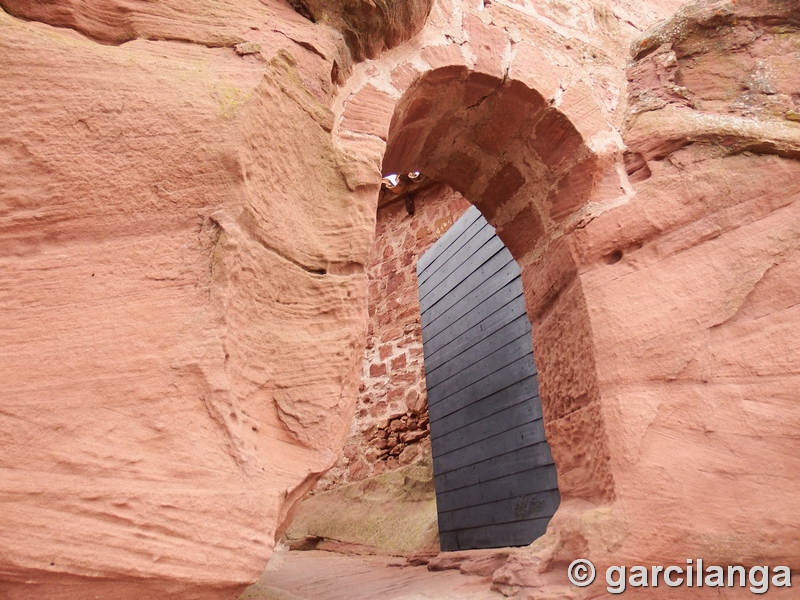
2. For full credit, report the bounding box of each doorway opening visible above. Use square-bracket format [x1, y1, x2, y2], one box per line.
[284, 63, 615, 559]
[418, 205, 560, 551]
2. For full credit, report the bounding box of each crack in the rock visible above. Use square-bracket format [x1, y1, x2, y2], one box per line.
[249, 228, 330, 277]
[206, 210, 330, 277]
[466, 77, 504, 110]
[709, 249, 799, 331]
[465, 59, 510, 111]
[273, 29, 327, 60]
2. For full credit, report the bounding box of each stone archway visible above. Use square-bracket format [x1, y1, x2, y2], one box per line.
[382, 65, 616, 508]
[332, 3, 800, 597]
[334, 25, 631, 584]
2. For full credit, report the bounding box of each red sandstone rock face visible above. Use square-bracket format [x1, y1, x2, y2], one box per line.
[299, 0, 435, 61]
[331, 1, 800, 598]
[0, 3, 376, 598]
[626, 0, 800, 160]
[6, 0, 800, 598]
[490, 1, 800, 597]
[0, 0, 433, 68]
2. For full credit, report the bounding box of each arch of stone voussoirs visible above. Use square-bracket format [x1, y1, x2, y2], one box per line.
[337, 23, 629, 522]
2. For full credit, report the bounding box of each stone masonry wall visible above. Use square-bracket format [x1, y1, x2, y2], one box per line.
[315, 183, 470, 491]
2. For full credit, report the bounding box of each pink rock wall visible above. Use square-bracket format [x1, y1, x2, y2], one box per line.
[495, 1, 800, 597]
[332, 1, 800, 598]
[317, 184, 470, 490]
[4, 0, 800, 597]
[0, 1, 430, 598]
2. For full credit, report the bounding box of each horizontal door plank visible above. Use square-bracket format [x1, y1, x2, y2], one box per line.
[418, 221, 496, 299]
[421, 252, 516, 329]
[427, 346, 535, 409]
[425, 314, 533, 389]
[438, 489, 561, 532]
[434, 439, 555, 487]
[430, 376, 540, 437]
[435, 463, 559, 513]
[422, 281, 523, 354]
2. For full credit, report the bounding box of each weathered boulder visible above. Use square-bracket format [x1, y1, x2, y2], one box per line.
[284, 460, 440, 556]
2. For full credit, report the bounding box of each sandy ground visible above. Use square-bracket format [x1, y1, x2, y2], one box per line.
[241, 550, 505, 600]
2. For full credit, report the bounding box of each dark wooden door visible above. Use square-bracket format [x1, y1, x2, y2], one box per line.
[417, 206, 560, 551]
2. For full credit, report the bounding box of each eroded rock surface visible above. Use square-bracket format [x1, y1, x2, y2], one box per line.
[295, 0, 435, 61]
[0, 0, 434, 65]
[0, 1, 383, 597]
[4, 0, 800, 598]
[491, 1, 800, 597]
[285, 460, 440, 556]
